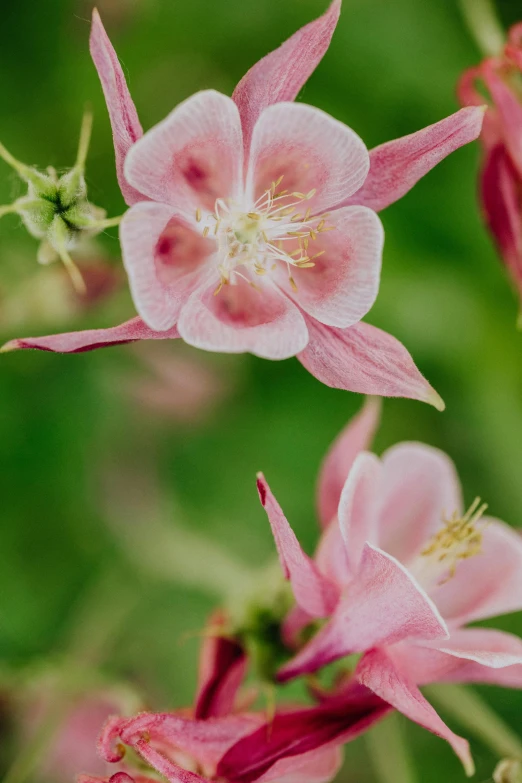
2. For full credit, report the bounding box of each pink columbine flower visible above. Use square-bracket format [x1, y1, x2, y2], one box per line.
[460, 24, 522, 319]
[256, 399, 522, 774]
[78, 612, 388, 783]
[4, 3, 484, 408]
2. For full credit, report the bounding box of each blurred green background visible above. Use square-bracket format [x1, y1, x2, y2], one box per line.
[0, 0, 521, 781]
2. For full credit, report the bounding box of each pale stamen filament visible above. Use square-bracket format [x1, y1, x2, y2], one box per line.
[194, 174, 335, 294]
[412, 497, 489, 589]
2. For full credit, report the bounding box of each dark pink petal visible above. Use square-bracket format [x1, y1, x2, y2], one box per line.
[337, 452, 381, 571]
[389, 640, 522, 689]
[297, 319, 444, 409]
[356, 649, 474, 775]
[1, 317, 180, 354]
[426, 627, 522, 668]
[217, 691, 389, 783]
[195, 611, 247, 720]
[316, 396, 381, 528]
[278, 543, 448, 681]
[90, 10, 144, 206]
[257, 746, 342, 783]
[232, 0, 341, 152]
[289, 206, 383, 328]
[376, 443, 462, 565]
[343, 107, 485, 213]
[481, 143, 522, 302]
[247, 103, 368, 215]
[133, 739, 206, 783]
[256, 473, 339, 617]
[121, 203, 213, 331]
[124, 91, 243, 214]
[433, 520, 522, 626]
[482, 61, 522, 178]
[178, 277, 309, 360]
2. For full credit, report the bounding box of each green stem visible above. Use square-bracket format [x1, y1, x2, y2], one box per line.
[426, 684, 522, 760]
[365, 713, 418, 783]
[0, 204, 18, 218]
[0, 141, 51, 192]
[76, 109, 93, 171]
[60, 567, 141, 666]
[75, 214, 123, 231]
[459, 0, 505, 58]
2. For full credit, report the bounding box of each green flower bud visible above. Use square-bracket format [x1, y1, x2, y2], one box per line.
[0, 111, 122, 293]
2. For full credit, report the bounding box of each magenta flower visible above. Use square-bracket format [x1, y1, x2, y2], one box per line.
[460, 24, 522, 318]
[4, 3, 484, 407]
[257, 400, 522, 773]
[78, 612, 388, 783]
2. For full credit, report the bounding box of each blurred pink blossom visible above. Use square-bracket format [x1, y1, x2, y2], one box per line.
[257, 399, 522, 774]
[16, 676, 139, 783]
[124, 344, 231, 423]
[460, 24, 522, 318]
[5, 2, 484, 409]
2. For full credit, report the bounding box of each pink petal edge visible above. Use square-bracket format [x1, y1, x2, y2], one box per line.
[316, 396, 381, 528]
[256, 473, 340, 617]
[356, 649, 474, 775]
[232, 0, 341, 152]
[344, 106, 485, 213]
[90, 10, 144, 205]
[297, 319, 444, 409]
[278, 543, 448, 681]
[1, 317, 180, 353]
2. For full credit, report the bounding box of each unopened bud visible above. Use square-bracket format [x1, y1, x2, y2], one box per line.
[494, 759, 522, 783]
[0, 111, 122, 293]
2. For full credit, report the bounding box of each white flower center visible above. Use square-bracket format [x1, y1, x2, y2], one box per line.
[409, 497, 488, 591]
[195, 176, 335, 296]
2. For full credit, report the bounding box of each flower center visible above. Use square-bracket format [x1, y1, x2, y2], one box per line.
[195, 176, 335, 296]
[410, 497, 488, 590]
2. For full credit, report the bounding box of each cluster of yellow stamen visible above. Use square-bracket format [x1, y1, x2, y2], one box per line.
[421, 497, 489, 584]
[194, 175, 335, 296]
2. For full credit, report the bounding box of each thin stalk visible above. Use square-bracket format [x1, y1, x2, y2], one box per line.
[59, 246, 87, 294]
[459, 0, 505, 58]
[75, 214, 123, 231]
[426, 684, 522, 760]
[0, 141, 50, 192]
[0, 204, 18, 218]
[76, 109, 93, 171]
[365, 713, 418, 783]
[50, 216, 86, 294]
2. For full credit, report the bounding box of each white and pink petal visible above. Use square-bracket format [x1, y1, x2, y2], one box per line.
[124, 91, 243, 214]
[247, 103, 369, 215]
[316, 396, 381, 528]
[289, 206, 383, 329]
[376, 443, 463, 566]
[121, 202, 214, 331]
[432, 519, 522, 626]
[178, 277, 309, 360]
